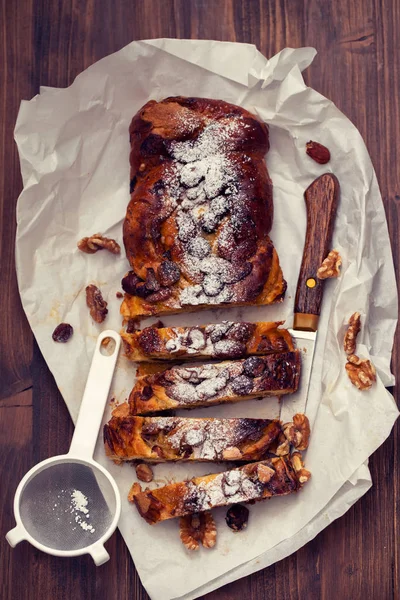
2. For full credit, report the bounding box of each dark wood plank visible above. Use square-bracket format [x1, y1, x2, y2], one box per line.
[1, 0, 398, 599]
[0, 0, 35, 399]
[0, 390, 34, 600]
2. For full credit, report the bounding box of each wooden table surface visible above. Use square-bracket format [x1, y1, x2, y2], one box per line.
[1, 1, 399, 599]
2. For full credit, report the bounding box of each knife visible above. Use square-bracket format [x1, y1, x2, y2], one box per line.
[280, 173, 340, 424]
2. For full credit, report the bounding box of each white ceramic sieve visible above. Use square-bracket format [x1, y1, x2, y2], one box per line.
[6, 330, 122, 566]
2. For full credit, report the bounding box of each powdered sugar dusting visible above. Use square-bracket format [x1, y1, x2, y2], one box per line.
[158, 321, 254, 359]
[166, 418, 260, 460]
[184, 467, 264, 511]
[161, 116, 252, 306]
[70, 489, 95, 533]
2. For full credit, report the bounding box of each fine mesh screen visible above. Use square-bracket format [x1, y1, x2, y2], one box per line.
[19, 461, 117, 551]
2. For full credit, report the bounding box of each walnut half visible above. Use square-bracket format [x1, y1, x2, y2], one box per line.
[283, 413, 310, 451]
[345, 354, 376, 390]
[344, 312, 361, 356]
[86, 284, 108, 323]
[317, 249, 342, 279]
[78, 233, 121, 255]
[179, 511, 217, 551]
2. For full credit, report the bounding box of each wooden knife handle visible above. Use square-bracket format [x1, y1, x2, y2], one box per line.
[294, 173, 340, 331]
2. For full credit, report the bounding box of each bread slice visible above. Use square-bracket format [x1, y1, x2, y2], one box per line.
[129, 456, 305, 524]
[121, 96, 286, 319]
[104, 415, 282, 463]
[129, 350, 301, 415]
[122, 320, 294, 362]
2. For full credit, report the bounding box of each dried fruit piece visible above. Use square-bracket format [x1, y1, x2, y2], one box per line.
[78, 233, 120, 254]
[345, 354, 376, 390]
[157, 261, 181, 287]
[116, 291, 123, 299]
[317, 249, 342, 279]
[52, 323, 73, 343]
[141, 385, 153, 401]
[225, 504, 249, 532]
[306, 140, 331, 164]
[291, 451, 311, 484]
[135, 463, 154, 483]
[344, 312, 361, 356]
[179, 511, 217, 550]
[85, 284, 108, 323]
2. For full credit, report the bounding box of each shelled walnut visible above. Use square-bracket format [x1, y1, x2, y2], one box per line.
[85, 284, 108, 323]
[179, 511, 217, 550]
[78, 233, 120, 254]
[317, 249, 342, 279]
[345, 355, 376, 390]
[344, 312, 361, 356]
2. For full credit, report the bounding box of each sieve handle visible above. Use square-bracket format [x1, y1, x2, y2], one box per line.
[90, 543, 110, 566]
[6, 525, 26, 547]
[69, 330, 121, 459]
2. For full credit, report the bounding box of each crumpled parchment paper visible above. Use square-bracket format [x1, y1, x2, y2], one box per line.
[15, 40, 398, 600]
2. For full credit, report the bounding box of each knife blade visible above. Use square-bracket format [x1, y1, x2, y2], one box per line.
[280, 173, 340, 424]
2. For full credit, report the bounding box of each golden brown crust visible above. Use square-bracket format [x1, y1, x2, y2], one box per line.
[121, 96, 286, 318]
[121, 320, 294, 362]
[130, 456, 304, 524]
[129, 351, 301, 415]
[104, 415, 282, 462]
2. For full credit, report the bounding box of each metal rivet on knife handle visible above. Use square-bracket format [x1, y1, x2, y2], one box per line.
[294, 173, 340, 332]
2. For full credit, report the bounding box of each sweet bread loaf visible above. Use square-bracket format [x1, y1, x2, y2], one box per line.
[122, 320, 294, 362]
[129, 351, 301, 415]
[104, 414, 282, 462]
[121, 96, 286, 319]
[129, 456, 304, 524]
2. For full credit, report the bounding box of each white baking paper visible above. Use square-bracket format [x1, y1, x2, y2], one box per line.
[14, 40, 398, 600]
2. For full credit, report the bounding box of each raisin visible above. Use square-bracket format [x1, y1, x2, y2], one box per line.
[145, 288, 173, 304]
[225, 504, 249, 532]
[140, 134, 166, 156]
[230, 375, 254, 396]
[138, 327, 161, 354]
[227, 322, 255, 342]
[222, 262, 252, 284]
[157, 261, 180, 286]
[231, 239, 257, 262]
[243, 357, 266, 378]
[214, 340, 246, 359]
[52, 323, 73, 343]
[141, 385, 154, 401]
[130, 176, 137, 194]
[121, 272, 149, 297]
[145, 268, 160, 292]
